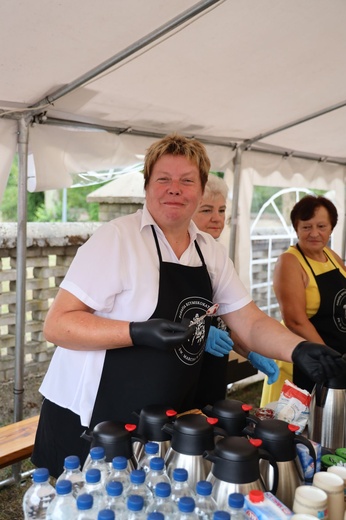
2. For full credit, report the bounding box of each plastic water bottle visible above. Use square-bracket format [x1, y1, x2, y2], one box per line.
[146, 481, 179, 520]
[177, 497, 198, 520]
[83, 446, 111, 484]
[126, 494, 147, 520]
[57, 455, 85, 498]
[97, 510, 115, 520]
[227, 493, 246, 519]
[138, 442, 160, 474]
[146, 456, 171, 493]
[46, 479, 76, 519]
[79, 468, 107, 511]
[171, 468, 195, 503]
[194, 481, 217, 520]
[105, 480, 127, 520]
[106, 455, 131, 493]
[23, 467, 57, 519]
[76, 493, 96, 520]
[125, 469, 153, 508]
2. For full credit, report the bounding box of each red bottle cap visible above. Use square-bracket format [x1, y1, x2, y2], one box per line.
[249, 489, 264, 503]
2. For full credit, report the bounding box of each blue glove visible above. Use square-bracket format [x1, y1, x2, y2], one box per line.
[248, 351, 279, 384]
[205, 326, 234, 358]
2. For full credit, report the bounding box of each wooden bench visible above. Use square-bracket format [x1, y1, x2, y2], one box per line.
[0, 415, 39, 470]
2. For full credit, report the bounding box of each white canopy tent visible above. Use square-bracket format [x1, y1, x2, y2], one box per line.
[1, 0, 346, 428]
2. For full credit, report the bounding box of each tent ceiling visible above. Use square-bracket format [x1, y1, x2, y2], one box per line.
[1, 0, 346, 163]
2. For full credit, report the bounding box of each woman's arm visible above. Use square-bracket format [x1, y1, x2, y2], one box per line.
[43, 288, 132, 351]
[273, 253, 325, 343]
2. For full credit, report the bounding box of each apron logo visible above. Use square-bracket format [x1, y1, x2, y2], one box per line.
[174, 297, 213, 366]
[333, 289, 346, 333]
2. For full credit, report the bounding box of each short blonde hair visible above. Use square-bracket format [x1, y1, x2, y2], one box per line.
[143, 133, 211, 190]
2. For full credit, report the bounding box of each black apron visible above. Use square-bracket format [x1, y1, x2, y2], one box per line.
[193, 316, 230, 408]
[90, 226, 213, 427]
[293, 244, 346, 392]
[32, 226, 213, 477]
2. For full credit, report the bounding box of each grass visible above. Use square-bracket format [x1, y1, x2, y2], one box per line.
[0, 380, 263, 520]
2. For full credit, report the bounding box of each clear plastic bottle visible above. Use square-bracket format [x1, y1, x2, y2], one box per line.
[126, 494, 147, 520]
[76, 493, 96, 520]
[171, 468, 195, 504]
[227, 493, 246, 519]
[146, 457, 171, 493]
[106, 455, 131, 494]
[97, 510, 115, 520]
[177, 497, 198, 520]
[57, 455, 85, 498]
[194, 481, 217, 520]
[79, 468, 107, 511]
[46, 479, 76, 519]
[138, 442, 160, 474]
[212, 512, 230, 520]
[146, 481, 179, 520]
[125, 469, 153, 508]
[83, 446, 111, 485]
[105, 480, 127, 520]
[23, 467, 57, 519]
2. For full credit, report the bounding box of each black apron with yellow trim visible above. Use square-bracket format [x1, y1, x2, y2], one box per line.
[294, 244, 346, 392]
[90, 226, 213, 427]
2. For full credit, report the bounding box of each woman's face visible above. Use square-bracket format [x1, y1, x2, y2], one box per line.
[296, 205, 333, 255]
[193, 193, 226, 239]
[145, 154, 203, 232]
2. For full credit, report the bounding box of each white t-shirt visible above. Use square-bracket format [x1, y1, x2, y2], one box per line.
[40, 204, 251, 426]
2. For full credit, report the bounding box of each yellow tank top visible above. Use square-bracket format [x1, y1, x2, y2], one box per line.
[286, 246, 346, 318]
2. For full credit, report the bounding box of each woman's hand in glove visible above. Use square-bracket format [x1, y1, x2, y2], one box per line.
[130, 319, 195, 350]
[248, 352, 279, 384]
[205, 326, 234, 357]
[292, 341, 346, 383]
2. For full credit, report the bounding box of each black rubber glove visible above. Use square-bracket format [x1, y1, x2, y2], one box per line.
[130, 319, 195, 351]
[292, 341, 346, 383]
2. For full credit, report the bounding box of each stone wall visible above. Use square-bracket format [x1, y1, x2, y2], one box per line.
[0, 222, 100, 382]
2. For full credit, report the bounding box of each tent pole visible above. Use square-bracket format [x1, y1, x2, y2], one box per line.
[229, 147, 242, 262]
[14, 117, 29, 422]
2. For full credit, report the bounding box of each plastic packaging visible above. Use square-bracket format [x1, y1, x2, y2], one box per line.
[126, 494, 146, 520]
[194, 481, 217, 520]
[23, 467, 57, 519]
[76, 493, 96, 520]
[82, 446, 111, 484]
[146, 456, 171, 492]
[177, 496, 198, 520]
[171, 468, 195, 503]
[124, 469, 153, 508]
[138, 442, 160, 474]
[106, 455, 131, 494]
[227, 492, 246, 519]
[46, 479, 76, 519]
[245, 490, 293, 519]
[57, 455, 85, 498]
[146, 481, 179, 520]
[79, 468, 107, 511]
[104, 480, 127, 520]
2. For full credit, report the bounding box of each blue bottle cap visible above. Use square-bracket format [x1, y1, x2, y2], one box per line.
[33, 468, 50, 483]
[106, 480, 123, 497]
[90, 446, 105, 460]
[196, 480, 212, 496]
[145, 442, 159, 454]
[173, 467, 188, 482]
[55, 479, 72, 495]
[98, 509, 115, 520]
[149, 457, 165, 470]
[64, 455, 80, 470]
[178, 496, 195, 513]
[228, 492, 245, 509]
[127, 494, 144, 511]
[130, 469, 146, 484]
[85, 468, 101, 483]
[213, 512, 230, 520]
[155, 482, 171, 498]
[112, 455, 128, 470]
[77, 493, 93, 510]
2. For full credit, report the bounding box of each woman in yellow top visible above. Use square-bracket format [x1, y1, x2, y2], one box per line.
[261, 194, 346, 402]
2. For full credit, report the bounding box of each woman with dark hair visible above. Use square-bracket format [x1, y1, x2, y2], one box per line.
[262, 195, 346, 401]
